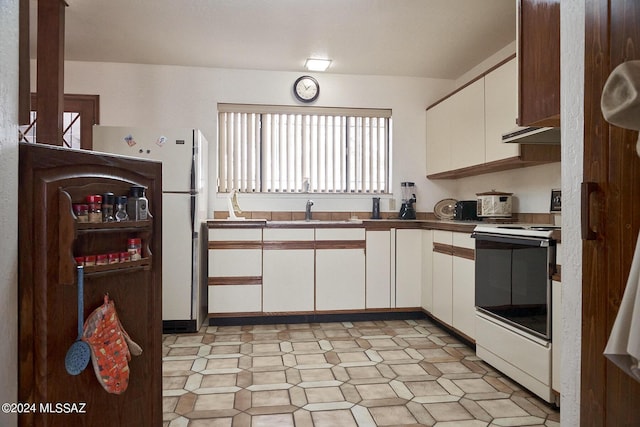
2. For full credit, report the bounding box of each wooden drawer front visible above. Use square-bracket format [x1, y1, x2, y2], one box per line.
[315, 227, 365, 241]
[209, 228, 262, 241]
[209, 249, 262, 276]
[263, 228, 314, 241]
[209, 285, 262, 313]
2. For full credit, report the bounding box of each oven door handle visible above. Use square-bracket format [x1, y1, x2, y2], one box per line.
[471, 232, 550, 247]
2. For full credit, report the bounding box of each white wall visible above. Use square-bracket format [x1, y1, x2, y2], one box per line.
[560, 1, 585, 425]
[0, 0, 20, 426]
[59, 61, 455, 216]
[60, 56, 560, 217]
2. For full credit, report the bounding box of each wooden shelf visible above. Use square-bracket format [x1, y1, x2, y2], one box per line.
[83, 258, 152, 275]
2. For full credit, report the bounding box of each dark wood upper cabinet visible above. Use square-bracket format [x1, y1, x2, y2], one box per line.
[518, 0, 561, 127]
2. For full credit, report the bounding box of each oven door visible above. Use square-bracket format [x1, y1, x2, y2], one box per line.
[473, 232, 555, 340]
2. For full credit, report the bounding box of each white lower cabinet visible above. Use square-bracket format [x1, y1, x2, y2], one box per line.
[452, 232, 476, 339]
[421, 229, 433, 312]
[262, 228, 315, 312]
[208, 227, 263, 313]
[316, 228, 366, 311]
[396, 229, 423, 307]
[366, 230, 392, 308]
[552, 280, 561, 393]
[432, 230, 453, 325]
[431, 230, 476, 339]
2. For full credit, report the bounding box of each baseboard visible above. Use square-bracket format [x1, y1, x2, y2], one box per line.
[163, 319, 198, 334]
[208, 309, 427, 326]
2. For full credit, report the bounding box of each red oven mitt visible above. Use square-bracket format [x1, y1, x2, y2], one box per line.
[82, 294, 142, 394]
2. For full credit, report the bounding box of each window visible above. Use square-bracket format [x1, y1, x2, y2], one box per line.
[19, 94, 100, 149]
[218, 103, 391, 194]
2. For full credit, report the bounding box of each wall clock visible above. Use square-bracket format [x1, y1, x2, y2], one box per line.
[293, 75, 320, 103]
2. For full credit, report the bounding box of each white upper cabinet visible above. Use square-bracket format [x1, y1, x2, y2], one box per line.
[426, 95, 453, 175]
[449, 78, 485, 171]
[485, 58, 520, 163]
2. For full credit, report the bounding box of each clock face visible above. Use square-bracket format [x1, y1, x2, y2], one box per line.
[294, 76, 319, 103]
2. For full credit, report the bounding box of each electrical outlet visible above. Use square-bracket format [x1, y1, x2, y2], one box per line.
[389, 198, 396, 211]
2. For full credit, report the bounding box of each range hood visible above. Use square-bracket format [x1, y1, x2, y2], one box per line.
[502, 126, 561, 144]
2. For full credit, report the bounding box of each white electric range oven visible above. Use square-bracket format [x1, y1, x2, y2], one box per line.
[472, 224, 559, 403]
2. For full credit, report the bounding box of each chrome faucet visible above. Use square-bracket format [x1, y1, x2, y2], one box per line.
[305, 200, 314, 221]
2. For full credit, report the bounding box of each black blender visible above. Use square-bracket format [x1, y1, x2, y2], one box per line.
[399, 182, 417, 219]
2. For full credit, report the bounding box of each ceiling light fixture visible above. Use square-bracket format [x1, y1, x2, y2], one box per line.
[305, 58, 332, 72]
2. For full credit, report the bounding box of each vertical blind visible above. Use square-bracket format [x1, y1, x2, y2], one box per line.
[218, 104, 392, 194]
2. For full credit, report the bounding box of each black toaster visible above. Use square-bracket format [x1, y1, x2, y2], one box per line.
[453, 200, 479, 221]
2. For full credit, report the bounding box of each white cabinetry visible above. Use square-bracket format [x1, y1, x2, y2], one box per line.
[426, 95, 452, 175]
[452, 232, 476, 339]
[552, 280, 561, 393]
[431, 230, 476, 339]
[421, 229, 433, 312]
[427, 57, 529, 177]
[449, 79, 485, 171]
[263, 228, 315, 312]
[316, 228, 366, 311]
[366, 230, 392, 308]
[395, 229, 423, 307]
[485, 58, 519, 162]
[208, 227, 262, 313]
[432, 230, 453, 325]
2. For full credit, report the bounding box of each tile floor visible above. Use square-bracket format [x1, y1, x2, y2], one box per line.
[163, 318, 560, 426]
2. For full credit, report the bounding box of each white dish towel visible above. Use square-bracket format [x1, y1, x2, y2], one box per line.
[604, 230, 640, 382]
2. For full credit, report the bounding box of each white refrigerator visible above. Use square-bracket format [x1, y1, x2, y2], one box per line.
[93, 125, 208, 333]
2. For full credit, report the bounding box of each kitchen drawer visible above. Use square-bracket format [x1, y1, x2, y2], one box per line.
[209, 249, 262, 276]
[315, 227, 365, 241]
[209, 228, 262, 241]
[453, 231, 474, 249]
[433, 230, 453, 245]
[209, 285, 262, 313]
[476, 311, 552, 401]
[263, 227, 314, 241]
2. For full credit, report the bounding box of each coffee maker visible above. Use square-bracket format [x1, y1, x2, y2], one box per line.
[399, 182, 417, 219]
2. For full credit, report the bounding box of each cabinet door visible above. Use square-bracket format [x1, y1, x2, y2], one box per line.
[395, 229, 422, 307]
[552, 280, 561, 393]
[432, 231, 453, 325]
[263, 228, 315, 312]
[449, 78, 485, 170]
[518, 0, 560, 126]
[452, 256, 475, 339]
[452, 232, 476, 338]
[432, 252, 453, 325]
[366, 230, 392, 308]
[263, 249, 314, 312]
[421, 229, 433, 312]
[316, 249, 365, 310]
[426, 96, 452, 175]
[485, 58, 520, 163]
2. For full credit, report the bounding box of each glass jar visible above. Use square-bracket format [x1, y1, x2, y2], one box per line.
[127, 238, 142, 261]
[96, 254, 108, 266]
[108, 252, 120, 264]
[102, 192, 115, 222]
[114, 196, 129, 222]
[86, 195, 103, 223]
[127, 185, 149, 221]
[84, 255, 96, 266]
[119, 251, 131, 263]
[72, 204, 89, 223]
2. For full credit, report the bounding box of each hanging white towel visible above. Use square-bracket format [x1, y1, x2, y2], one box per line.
[604, 230, 640, 382]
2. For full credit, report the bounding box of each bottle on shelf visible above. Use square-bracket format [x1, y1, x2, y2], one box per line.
[127, 186, 149, 221]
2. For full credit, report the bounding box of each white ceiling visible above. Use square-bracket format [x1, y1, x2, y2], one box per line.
[32, 0, 516, 80]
